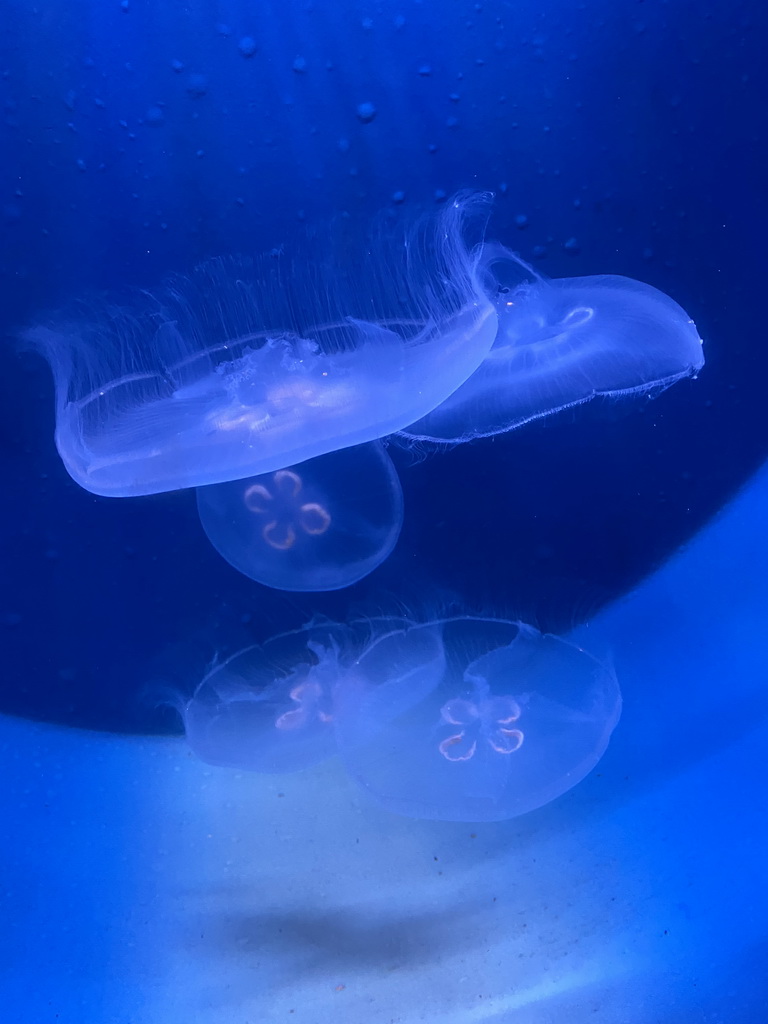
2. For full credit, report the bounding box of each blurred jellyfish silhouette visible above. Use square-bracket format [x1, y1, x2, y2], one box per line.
[335, 616, 621, 822]
[196, 442, 403, 591]
[174, 619, 356, 774]
[24, 194, 497, 498]
[399, 242, 704, 445]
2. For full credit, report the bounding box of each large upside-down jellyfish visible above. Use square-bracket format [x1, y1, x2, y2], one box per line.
[25, 195, 497, 497]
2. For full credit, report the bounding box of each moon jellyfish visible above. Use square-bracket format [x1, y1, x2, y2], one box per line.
[196, 442, 404, 591]
[400, 244, 704, 444]
[175, 620, 353, 773]
[24, 195, 497, 497]
[335, 616, 621, 822]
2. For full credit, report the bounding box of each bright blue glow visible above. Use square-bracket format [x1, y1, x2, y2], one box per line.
[400, 243, 705, 444]
[25, 195, 496, 497]
[175, 621, 353, 774]
[196, 442, 403, 591]
[335, 616, 621, 822]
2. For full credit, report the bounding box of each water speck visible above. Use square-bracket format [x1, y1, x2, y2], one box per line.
[238, 36, 257, 58]
[356, 101, 377, 123]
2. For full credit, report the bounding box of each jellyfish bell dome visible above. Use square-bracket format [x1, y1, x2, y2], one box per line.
[196, 441, 404, 592]
[400, 243, 705, 445]
[334, 615, 621, 822]
[174, 618, 356, 775]
[174, 613, 449, 779]
[25, 195, 497, 498]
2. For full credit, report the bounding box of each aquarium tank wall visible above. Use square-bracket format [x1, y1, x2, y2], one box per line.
[1, 1, 766, 1021]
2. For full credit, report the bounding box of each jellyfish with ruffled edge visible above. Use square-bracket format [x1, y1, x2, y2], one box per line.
[399, 243, 704, 445]
[196, 441, 404, 591]
[24, 195, 497, 497]
[174, 619, 356, 774]
[334, 616, 621, 822]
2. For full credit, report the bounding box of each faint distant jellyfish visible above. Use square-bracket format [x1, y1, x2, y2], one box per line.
[196, 441, 404, 591]
[399, 242, 705, 445]
[176, 620, 354, 774]
[334, 616, 621, 822]
[24, 194, 497, 497]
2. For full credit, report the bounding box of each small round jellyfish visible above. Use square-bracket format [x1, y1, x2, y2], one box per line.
[400, 243, 704, 444]
[176, 620, 353, 774]
[196, 442, 404, 591]
[334, 616, 621, 822]
[25, 196, 496, 497]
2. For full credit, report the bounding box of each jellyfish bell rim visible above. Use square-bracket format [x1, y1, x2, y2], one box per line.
[349, 613, 617, 685]
[196, 616, 355, 691]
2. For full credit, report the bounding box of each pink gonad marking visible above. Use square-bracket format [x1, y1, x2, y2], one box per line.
[275, 680, 333, 731]
[438, 694, 524, 762]
[243, 470, 331, 551]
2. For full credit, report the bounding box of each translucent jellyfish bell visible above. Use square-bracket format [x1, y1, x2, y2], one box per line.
[176, 620, 353, 774]
[176, 616, 448, 776]
[196, 442, 404, 591]
[335, 616, 621, 822]
[25, 196, 497, 497]
[400, 243, 705, 444]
